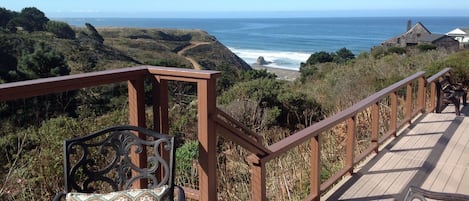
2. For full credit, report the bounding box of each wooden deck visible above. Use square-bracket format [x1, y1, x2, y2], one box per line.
[325, 105, 469, 201]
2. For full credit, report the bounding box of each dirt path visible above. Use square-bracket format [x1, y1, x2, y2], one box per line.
[177, 42, 211, 70]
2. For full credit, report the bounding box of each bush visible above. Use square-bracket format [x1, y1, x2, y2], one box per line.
[175, 140, 198, 187]
[417, 44, 437, 52]
[334, 47, 355, 63]
[14, 7, 49, 32]
[304, 51, 334, 65]
[371, 46, 386, 58]
[387, 46, 407, 55]
[299, 65, 317, 83]
[45, 20, 75, 39]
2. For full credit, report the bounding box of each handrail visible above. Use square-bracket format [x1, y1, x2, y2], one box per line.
[248, 71, 433, 201]
[427, 67, 451, 83]
[216, 108, 264, 143]
[215, 108, 271, 157]
[262, 71, 425, 162]
[0, 66, 220, 101]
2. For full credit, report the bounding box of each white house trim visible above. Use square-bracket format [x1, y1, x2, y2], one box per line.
[446, 28, 469, 43]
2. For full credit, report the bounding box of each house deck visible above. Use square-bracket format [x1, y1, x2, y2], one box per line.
[325, 105, 469, 200]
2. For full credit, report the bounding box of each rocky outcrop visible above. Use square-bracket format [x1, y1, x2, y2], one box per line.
[256, 56, 272, 65]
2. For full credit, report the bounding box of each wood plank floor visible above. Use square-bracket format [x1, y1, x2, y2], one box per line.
[325, 105, 469, 201]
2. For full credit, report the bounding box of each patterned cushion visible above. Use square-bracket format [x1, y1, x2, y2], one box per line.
[65, 186, 169, 201]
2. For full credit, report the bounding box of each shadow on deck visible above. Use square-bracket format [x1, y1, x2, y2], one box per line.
[325, 105, 469, 201]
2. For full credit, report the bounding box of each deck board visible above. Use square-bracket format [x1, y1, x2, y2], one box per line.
[325, 105, 469, 200]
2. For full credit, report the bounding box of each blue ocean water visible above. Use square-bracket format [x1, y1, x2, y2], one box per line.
[60, 17, 469, 70]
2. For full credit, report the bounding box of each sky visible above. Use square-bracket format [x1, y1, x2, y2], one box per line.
[2, 0, 469, 18]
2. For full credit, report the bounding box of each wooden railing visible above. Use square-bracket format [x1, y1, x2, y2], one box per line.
[0, 66, 221, 201]
[0, 65, 453, 201]
[232, 68, 452, 201]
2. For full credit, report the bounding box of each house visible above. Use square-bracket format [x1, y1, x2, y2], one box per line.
[382, 21, 460, 51]
[418, 34, 459, 52]
[446, 28, 469, 47]
[382, 21, 432, 47]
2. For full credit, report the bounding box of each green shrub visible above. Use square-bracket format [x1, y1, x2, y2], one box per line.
[175, 140, 198, 187]
[334, 47, 355, 63]
[387, 46, 407, 55]
[45, 20, 75, 39]
[304, 51, 334, 65]
[417, 44, 437, 52]
[299, 65, 317, 83]
[371, 46, 386, 58]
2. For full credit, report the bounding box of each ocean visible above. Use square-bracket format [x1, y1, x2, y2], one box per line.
[59, 17, 469, 70]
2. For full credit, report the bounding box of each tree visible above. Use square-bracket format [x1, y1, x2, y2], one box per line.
[17, 42, 70, 80]
[14, 7, 49, 32]
[45, 20, 75, 39]
[85, 23, 104, 44]
[0, 7, 16, 29]
[0, 35, 18, 80]
[305, 51, 334, 65]
[7, 43, 76, 126]
[334, 47, 355, 63]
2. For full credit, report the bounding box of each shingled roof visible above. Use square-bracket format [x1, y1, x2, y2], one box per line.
[419, 34, 446, 42]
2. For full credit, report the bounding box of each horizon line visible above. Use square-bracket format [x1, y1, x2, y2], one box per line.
[46, 9, 469, 18]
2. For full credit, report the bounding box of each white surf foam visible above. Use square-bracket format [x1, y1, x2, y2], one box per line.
[229, 47, 311, 71]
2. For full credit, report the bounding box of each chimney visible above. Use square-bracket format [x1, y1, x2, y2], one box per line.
[407, 20, 412, 31]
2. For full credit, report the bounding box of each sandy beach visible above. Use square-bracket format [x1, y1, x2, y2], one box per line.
[251, 64, 300, 81]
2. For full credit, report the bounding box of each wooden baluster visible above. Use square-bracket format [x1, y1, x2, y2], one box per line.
[418, 76, 426, 113]
[406, 83, 413, 124]
[346, 116, 356, 175]
[250, 159, 266, 201]
[371, 103, 379, 153]
[391, 92, 398, 137]
[310, 135, 320, 201]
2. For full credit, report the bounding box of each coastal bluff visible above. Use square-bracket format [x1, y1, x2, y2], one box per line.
[96, 27, 252, 71]
[0, 25, 251, 75]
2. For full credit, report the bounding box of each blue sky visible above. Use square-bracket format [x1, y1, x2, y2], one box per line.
[2, 0, 469, 18]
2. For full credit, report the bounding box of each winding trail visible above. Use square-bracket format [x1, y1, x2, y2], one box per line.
[177, 42, 211, 70]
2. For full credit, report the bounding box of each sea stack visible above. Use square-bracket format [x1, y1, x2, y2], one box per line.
[256, 56, 271, 65]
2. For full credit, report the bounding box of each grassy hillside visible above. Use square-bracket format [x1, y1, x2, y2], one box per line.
[0, 25, 251, 79]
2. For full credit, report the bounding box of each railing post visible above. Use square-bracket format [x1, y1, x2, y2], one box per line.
[406, 83, 413, 124]
[153, 76, 169, 134]
[310, 135, 320, 201]
[197, 78, 217, 201]
[152, 76, 170, 183]
[371, 103, 379, 153]
[418, 76, 426, 113]
[250, 159, 266, 201]
[430, 82, 438, 112]
[346, 116, 356, 175]
[391, 92, 398, 136]
[128, 77, 147, 188]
